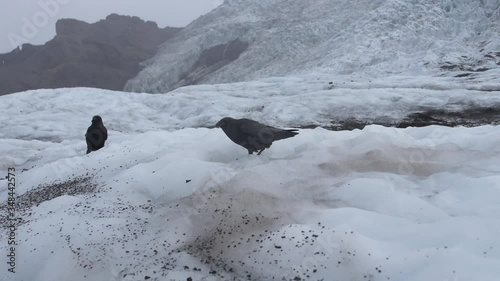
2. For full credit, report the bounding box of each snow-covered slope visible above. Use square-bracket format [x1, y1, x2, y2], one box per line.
[1, 73, 500, 148]
[1, 72, 500, 280]
[2, 125, 500, 281]
[125, 0, 500, 93]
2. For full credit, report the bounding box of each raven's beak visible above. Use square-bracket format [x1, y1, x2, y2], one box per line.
[215, 120, 222, 128]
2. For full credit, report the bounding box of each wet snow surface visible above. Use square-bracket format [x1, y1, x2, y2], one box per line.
[1, 71, 500, 281]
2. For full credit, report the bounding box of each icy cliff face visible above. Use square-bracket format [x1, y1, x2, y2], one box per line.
[124, 0, 500, 93]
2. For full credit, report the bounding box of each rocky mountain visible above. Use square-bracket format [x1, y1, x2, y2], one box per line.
[0, 14, 181, 96]
[125, 0, 500, 93]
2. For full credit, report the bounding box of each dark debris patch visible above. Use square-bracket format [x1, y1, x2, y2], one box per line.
[439, 51, 499, 73]
[17, 176, 99, 210]
[300, 105, 500, 131]
[0, 176, 98, 226]
[398, 106, 500, 128]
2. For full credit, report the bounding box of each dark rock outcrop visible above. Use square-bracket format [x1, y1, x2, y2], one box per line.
[171, 39, 249, 89]
[0, 14, 181, 95]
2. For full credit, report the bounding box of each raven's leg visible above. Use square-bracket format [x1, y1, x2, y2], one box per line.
[257, 148, 265, 155]
[247, 149, 253, 154]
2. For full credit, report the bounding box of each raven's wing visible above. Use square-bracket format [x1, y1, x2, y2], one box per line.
[85, 126, 92, 139]
[101, 125, 108, 140]
[241, 119, 298, 142]
[240, 120, 278, 145]
[239, 119, 267, 136]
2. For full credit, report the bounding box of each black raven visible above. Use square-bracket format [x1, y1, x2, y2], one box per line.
[85, 115, 108, 154]
[215, 117, 298, 155]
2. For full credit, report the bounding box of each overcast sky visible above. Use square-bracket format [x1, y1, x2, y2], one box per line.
[1, 0, 223, 53]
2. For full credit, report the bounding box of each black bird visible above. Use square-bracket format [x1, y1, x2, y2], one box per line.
[85, 115, 108, 154]
[215, 117, 298, 155]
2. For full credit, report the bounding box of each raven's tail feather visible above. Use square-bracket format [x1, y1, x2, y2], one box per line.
[273, 129, 299, 141]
